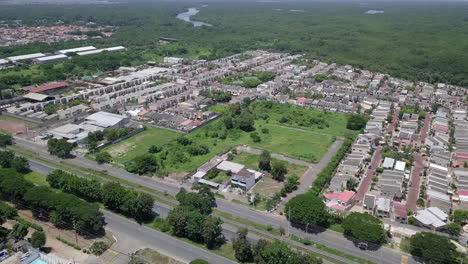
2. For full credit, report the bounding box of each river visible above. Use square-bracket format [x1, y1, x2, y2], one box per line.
[176, 7, 212, 27]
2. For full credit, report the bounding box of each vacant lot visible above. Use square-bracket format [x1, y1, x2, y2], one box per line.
[103, 126, 181, 163]
[252, 176, 284, 199]
[232, 152, 309, 178]
[130, 248, 184, 264]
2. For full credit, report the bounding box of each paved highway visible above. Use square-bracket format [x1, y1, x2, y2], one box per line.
[15, 138, 414, 264]
[103, 210, 237, 264]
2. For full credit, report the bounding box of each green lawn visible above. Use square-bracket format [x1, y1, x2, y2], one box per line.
[102, 126, 181, 163]
[157, 118, 333, 173]
[24, 171, 49, 187]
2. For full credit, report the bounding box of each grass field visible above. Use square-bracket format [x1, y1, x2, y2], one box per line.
[24, 171, 49, 187]
[102, 126, 181, 163]
[158, 118, 334, 173]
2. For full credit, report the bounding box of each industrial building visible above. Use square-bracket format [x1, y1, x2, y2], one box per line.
[57, 46, 97, 54]
[47, 111, 129, 144]
[7, 53, 45, 62]
[77, 46, 126, 56]
[33, 54, 68, 64]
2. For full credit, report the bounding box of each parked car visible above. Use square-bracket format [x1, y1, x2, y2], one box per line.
[357, 242, 368, 250]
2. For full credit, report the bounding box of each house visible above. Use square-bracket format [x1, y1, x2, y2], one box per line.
[216, 160, 245, 174]
[414, 207, 448, 230]
[375, 197, 391, 218]
[430, 151, 452, 167]
[323, 191, 355, 211]
[363, 193, 377, 213]
[393, 202, 407, 223]
[382, 157, 395, 169]
[458, 190, 468, 211]
[427, 190, 452, 214]
[231, 168, 262, 190]
[380, 170, 405, 198]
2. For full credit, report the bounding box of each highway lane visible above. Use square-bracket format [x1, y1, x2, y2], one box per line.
[16, 139, 411, 264]
[103, 210, 237, 264]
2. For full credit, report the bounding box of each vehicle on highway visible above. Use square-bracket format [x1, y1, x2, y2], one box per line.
[357, 242, 368, 250]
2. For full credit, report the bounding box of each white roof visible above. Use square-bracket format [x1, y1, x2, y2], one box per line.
[427, 189, 451, 201]
[247, 169, 263, 180]
[394, 161, 406, 171]
[193, 171, 206, 179]
[382, 157, 395, 169]
[106, 46, 126, 51]
[85, 111, 127, 128]
[0, 59, 8, 64]
[57, 46, 96, 54]
[7, 53, 45, 61]
[216, 161, 244, 174]
[429, 163, 448, 172]
[376, 197, 390, 212]
[35, 54, 68, 62]
[22, 93, 49, 101]
[198, 179, 219, 188]
[415, 207, 448, 228]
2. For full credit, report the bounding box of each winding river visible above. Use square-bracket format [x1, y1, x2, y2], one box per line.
[176, 7, 212, 27]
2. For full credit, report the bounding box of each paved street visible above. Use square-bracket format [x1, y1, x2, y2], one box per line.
[281, 139, 344, 204]
[355, 146, 383, 201]
[385, 109, 400, 135]
[16, 138, 412, 264]
[406, 155, 424, 211]
[103, 210, 237, 264]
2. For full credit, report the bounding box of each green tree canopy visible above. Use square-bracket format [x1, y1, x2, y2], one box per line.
[31, 231, 46, 248]
[342, 212, 386, 245]
[285, 194, 329, 227]
[409, 232, 458, 264]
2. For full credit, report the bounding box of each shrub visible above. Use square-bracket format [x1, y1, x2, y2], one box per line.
[88, 241, 110, 256]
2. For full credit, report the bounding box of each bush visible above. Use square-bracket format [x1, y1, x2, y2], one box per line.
[13, 216, 43, 231]
[57, 236, 81, 250]
[88, 241, 110, 256]
[190, 260, 210, 264]
[148, 145, 162, 154]
[31, 231, 46, 248]
[95, 152, 112, 164]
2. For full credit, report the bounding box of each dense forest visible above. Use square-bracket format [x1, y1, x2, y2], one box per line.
[1, 1, 468, 87]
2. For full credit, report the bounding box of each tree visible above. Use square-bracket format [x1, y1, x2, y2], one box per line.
[250, 132, 261, 143]
[409, 232, 458, 264]
[346, 178, 358, 191]
[453, 209, 468, 224]
[258, 150, 271, 171]
[176, 188, 214, 215]
[10, 223, 28, 240]
[238, 110, 255, 132]
[125, 154, 158, 175]
[342, 212, 386, 245]
[255, 240, 321, 264]
[285, 194, 329, 227]
[202, 215, 223, 249]
[233, 228, 253, 263]
[445, 223, 462, 236]
[271, 160, 287, 182]
[283, 175, 299, 193]
[31, 231, 46, 248]
[11, 156, 30, 173]
[313, 74, 327, 83]
[346, 115, 367, 130]
[148, 145, 162, 154]
[47, 138, 75, 158]
[0, 134, 12, 147]
[95, 152, 112, 164]
[0, 150, 14, 168]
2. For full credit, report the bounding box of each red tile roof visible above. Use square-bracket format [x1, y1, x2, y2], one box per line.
[323, 191, 355, 203]
[393, 202, 407, 218]
[296, 97, 306, 103]
[458, 190, 468, 196]
[31, 82, 69, 93]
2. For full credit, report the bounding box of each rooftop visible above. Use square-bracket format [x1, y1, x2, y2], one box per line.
[30, 81, 69, 93]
